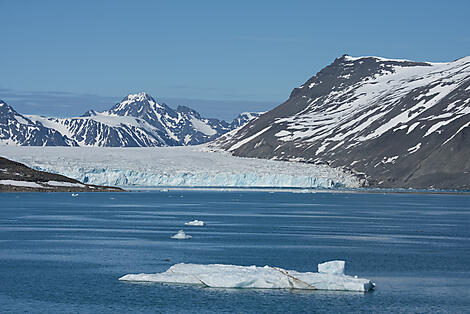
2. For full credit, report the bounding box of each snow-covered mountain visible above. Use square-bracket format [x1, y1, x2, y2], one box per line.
[215, 55, 470, 190]
[0, 100, 76, 146]
[1, 92, 260, 147]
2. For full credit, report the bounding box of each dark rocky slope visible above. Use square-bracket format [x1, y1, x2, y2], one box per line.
[0, 157, 122, 192]
[215, 55, 470, 190]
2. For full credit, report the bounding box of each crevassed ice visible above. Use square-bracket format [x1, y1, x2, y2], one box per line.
[0, 146, 361, 188]
[119, 261, 375, 292]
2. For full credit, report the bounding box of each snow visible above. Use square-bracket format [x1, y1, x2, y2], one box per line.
[271, 55, 470, 153]
[45, 181, 85, 187]
[0, 146, 362, 188]
[171, 230, 192, 239]
[14, 115, 30, 125]
[0, 180, 42, 188]
[407, 143, 421, 154]
[229, 126, 272, 151]
[190, 117, 216, 136]
[119, 261, 375, 292]
[442, 121, 470, 146]
[383, 156, 399, 164]
[184, 219, 205, 226]
[343, 55, 421, 63]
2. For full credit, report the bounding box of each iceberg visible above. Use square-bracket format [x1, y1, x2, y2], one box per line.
[184, 219, 205, 226]
[171, 230, 192, 239]
[119, 261, 375, 292]
[318, 260, 345, 275]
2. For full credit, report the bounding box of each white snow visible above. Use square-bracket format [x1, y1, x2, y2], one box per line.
[270, 56, 470, 153]
[0, 180, 42, 188]
[190, 117, 217, 136]
[383, 156, 399, 164]
[407, 143, 421, 154]
[45, 181, 85, 187]
[14, 115, 30, 125]
[0, 146, 361, 188]
[184, 219, 205, 226]
[228, 126, 272, 151]
[119, 261, 375, 292]
[343, 55, 420, 63]
[171, 230, 192, 239]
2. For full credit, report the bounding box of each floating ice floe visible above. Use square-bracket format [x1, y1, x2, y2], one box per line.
[171, 230, 192, 239]
[119, 260, 375, 292]
[184, 219, 205, 226]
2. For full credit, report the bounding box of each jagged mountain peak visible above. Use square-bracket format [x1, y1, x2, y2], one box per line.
[124, 92, 153, 101]
[1, 93, 262, 147]
[109, 92, 168, 116]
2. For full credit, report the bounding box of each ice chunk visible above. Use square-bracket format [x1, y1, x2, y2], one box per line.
[184, 219, 205, 226]
[119, 262, 375, 292]
[171, 230, 192, 239]
[318, 260, 345, 275]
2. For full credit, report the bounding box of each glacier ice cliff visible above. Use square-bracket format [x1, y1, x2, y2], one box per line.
[0, 146, 362, 188]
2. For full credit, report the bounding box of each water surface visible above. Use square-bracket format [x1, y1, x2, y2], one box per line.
[0, 190, 469, 313]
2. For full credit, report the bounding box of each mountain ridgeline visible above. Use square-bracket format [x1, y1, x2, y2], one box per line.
[215, 55, 470, 190]
[0, 93, 260, 147]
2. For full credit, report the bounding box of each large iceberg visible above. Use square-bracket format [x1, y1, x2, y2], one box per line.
[119, 261, 375, 292]
[0, 146, 362, 188]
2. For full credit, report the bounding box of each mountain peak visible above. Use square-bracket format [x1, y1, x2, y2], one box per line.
[122, 92, 154, 103]
[109, 92, 164, 115]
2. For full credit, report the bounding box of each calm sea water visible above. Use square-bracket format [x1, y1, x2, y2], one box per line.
[0, 190, 469, 313]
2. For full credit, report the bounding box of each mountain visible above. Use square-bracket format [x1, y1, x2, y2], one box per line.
[1, 92, 260, 147]
[0, 156, 122, 192]
[215, 55, 470, 190]
[0, 100, 76, 146]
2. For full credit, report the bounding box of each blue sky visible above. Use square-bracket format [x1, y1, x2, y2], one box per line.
[1, 0, 469, 120]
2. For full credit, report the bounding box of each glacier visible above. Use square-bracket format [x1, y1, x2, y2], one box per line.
[0, 146, 361, 188]
[119, 260, 375, 292]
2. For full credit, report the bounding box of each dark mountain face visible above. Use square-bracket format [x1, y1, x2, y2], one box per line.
[1, 93, 260, 147]
[0, 101, 76, 146]
[215, 55, 470, 190]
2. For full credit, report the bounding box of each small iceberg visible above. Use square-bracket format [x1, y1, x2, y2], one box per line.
[119, 260, 375, 292]
[184, 219, 205, 226]
[171, 230, 192, 240]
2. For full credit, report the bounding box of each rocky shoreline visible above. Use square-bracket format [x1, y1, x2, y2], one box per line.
[0, 157, 123, 192]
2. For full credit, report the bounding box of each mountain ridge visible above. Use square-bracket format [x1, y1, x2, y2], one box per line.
[214, 54, 470, 190]
[0, 92, 261, 147]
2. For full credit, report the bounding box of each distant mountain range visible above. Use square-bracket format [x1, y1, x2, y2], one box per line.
[215, 55, 470, 190]
[0, 92, 260, 147]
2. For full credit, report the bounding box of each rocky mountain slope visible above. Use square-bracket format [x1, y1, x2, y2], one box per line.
[0, 92, 260, 147]
[0, 101, 76, 146]
[215, 55, 470, 190]
[0, 156, 122, 192]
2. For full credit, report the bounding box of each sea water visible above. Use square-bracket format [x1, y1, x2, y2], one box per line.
[0, 190, 469, 313]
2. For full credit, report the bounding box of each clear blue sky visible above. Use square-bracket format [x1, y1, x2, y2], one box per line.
[1, 0, 469, 120]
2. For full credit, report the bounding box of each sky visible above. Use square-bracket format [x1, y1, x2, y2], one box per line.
[1, 0, 469, 121]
